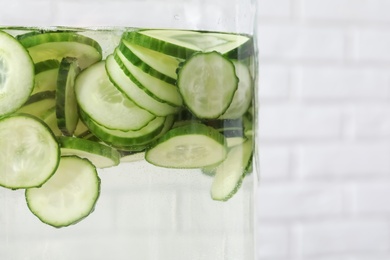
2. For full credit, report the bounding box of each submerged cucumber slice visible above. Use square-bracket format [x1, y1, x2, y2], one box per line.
[211, 139, 253, 201]
[0, 30, 34, 117]
[17, 91, 56, 118]
[56, 57, 81, 136]
[33, 59, 60, 94]
[75, 61, 155, 131]
[18, 31, 102, 70]
[0, 114, 60, 189]
[219, 61, 253, 119]
[119, 39, 179, 84]
[115, 49, 183, 107]
[145, 123, 228, 169]
[123, 29, 253, 59]
[106, 54, 179, 116]
[80, 109, 168, 149]
[177, 51, 238, 119]
[26, 156, 100, 228]
[58, 136, 121, 168]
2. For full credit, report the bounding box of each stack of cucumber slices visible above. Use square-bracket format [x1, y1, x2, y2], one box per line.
[0, 27, 255, 228]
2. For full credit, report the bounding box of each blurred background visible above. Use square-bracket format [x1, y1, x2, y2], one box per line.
[257, 0, 390, 259]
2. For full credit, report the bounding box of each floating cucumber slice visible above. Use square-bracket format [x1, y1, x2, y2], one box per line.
[75, 61, 155, 131]
[106, 54, 179, 116]
[177, 51, 238, 119]
[0, 114, 60, 189]
[18, 31, 102, 70]
[211, 139, 253, 201]
[40, 106, 62, 136]
[26, 156, 100, 228]
[115, 49, 183, 107]
[79, 109, 167, 148]
[145, 123, 228, 169]
[0, 30, 34, 117]
[58, 136, 121, 168]
[219, 61, 253, 119]
[56, 57, 80, 136]
[119, 39, 179, 84]
[122, 29, 253, 60]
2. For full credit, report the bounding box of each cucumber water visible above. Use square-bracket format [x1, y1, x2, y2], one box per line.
[0, 27, 256, 260]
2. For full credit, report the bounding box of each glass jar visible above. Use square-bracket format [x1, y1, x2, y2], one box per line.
[0, 0, 258, 259]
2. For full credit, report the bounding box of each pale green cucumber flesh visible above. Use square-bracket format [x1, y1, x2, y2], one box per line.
[145, 123, 228, 169]
[0, 30, 34, 117]
[18, 31, 102, 70]
[0, 114, 60, 189]
[115, 49, 183, 107]
[105, 54, 179, 116]
[177, 51, 238, 119]
[17, 91, 56, 118]
[80, 109, 167, 148]
[211, 139, 253, 201]
[25, 156, 100, 228]
[122, 29, 252, 60]
[119, 39, 179, 84]
[58, 136, 121, 168]
[219, 61, 253, 119]
[75, 61, 156, 131]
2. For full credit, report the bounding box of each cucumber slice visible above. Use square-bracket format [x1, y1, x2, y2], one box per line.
[18, 31, 102, 70]
[75, 61, 155, 131]
[115, 49, 183, 107]
[145, 123, 228, 169]
[33, 59, 60, 94]
[17, 91, 56, 118]
[79, 109, 167, 148]
[177, 51, 238, 119]
[40, 106, 62, 136]
[119, 39, 179, 84]
[219, 61, 253, 119]
[211, 139, 253, 201]
[122, 29, 253, 60]
[0, 30, 34, 117]
[58, 136, 121, 168]
[106, 54, 179, 116]
[25, 156, 100, 228]
[0, 114, 60, 189]
[56, 57, 81, 136]
[120, 151, 145, 163]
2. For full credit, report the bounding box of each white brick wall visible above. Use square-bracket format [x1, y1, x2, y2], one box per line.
[258, 0, 390, 259]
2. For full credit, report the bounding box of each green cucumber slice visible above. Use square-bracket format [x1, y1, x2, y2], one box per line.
[120, 151, 145, 163]
[145, 123, 228, 169]
[119, 39, 179, 84]
[58, 136, 121, 168]
[75, 61, 155, 131]
[33, 59, 60, 94]
[18, 31, 102, 70]
[17, 91, 56, 118]
[177, 51, 238, 119]
[40, 106, 62, 136]
[122, 29, 253, 60]
[0, 30, 34, 117]
[25, 156, 100, 228]
[80, 109, 167, 148]
[219, 61, 253, 119]
[115, 49, 183, 107]
[106, 54, 179, 116]
[0, 114, 60, 189]
[211, 139, 253, 201]
[56, 57, 81, 136]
